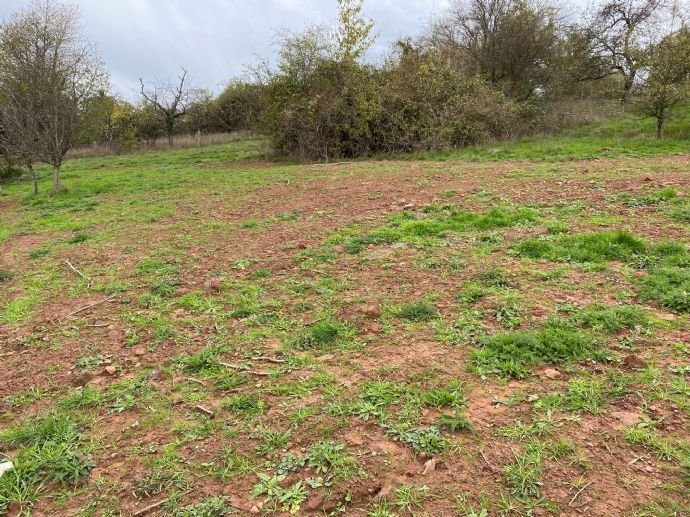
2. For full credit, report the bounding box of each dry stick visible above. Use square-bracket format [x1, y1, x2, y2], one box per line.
[569, 481, 593, 506]
[479, 449, 495, 472]
[184, 377, 207, 387]
[132, 490, 193, 517]
[219, 362, 271, 377]
[63, 295, 117, 319]
[251, 356, 286, 364]
[65, 259, 91, 287]
[195, 405, 215, 418]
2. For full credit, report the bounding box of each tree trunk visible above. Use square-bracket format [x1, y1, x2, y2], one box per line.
[656, 113, 664, 139]
[167, 132, 174, 148]
[52, 165, 60, 193]
[28, 162, 38, 195]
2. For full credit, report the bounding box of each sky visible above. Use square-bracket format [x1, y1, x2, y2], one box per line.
[0, 0, 462, 100]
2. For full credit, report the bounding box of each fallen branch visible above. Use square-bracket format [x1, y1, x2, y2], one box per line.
[219, 362, 271, 377]
[183, 377, 207, 387]
[569, 481, 593, 506]
[132, 490, 193, 516]
[479, 449, 495, 472]
[251, 356, 286, 364]
[195, 405, 215, 418]
[63, 295, 117, 319]
[65, 259, 92, 287]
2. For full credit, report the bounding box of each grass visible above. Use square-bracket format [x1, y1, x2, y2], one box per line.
[1, 131, 689, 515]
[339, 205, 539, 253]
[471, 324, 602, 379]
[514, 231, 646, 264]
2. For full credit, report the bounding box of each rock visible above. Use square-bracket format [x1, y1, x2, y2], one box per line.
[103, 365, 118, 376]
[542, 368, 562, 380]
[643, 176, 653, 182]
[622, 354, 646, 369]
[303, 494, 326, 512]
[375, 484, 395, 500]
[422, 458, 439, 475]
[132, 347, 146, 357]
[363, 305, 381, 319]
[0, 460, 13, 477]
[147, 369, 163, 381]
[204, 278, 223, 292]
[249, 505, 261, 514]
[72, 372, 94, 387]
[403, 203, 416, 210]
[296, 243, 308, 250]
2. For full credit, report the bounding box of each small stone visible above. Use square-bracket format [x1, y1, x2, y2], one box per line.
[204, 278, 223, 292]
[296, 243, 308, 250]
[403, 203, 416, 210]
[104, 365, 117, 376]
[304, 494, 326, 512]
[622, 354, 646, 369]
[72, 372, 94, 387]
[643, 176, 653, 182]
[422, 458, 438, 475]
[542, 368, 562, 380]
[132, 347, 146, 357]
[363, 305, 381, 319]
[249, 505, 261, 514]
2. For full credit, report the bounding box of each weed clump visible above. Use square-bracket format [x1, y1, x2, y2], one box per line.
[639, 268, 690, 313]
[0, 414, 93, 513]
[397, 301, 439, 322]
[514, 231, 646, 263]
[290, 320, 349, 350]
[343, 205, 539, 253]
[0, 270, 13, 282]
[575, 304, 649, 333]
[471, 325, 602, 378]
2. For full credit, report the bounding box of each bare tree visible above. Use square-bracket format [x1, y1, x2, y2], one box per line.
[590, 0, 667, 104]
[0, 0, 108, 193]
[139, 68, 194, 148]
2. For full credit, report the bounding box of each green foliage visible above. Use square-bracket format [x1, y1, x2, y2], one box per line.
[639, 267, 690, 313]
[168, 496, 229, 517]
[471, 324, 601, 379]
[306, 441, 360, 479]
[0, 414, 92, 514]
[222, 395, 265, 417]
[345, 205, 539, 253]
[397, 301, 439, 322]
[437, 412, 473, 433]
[575, 304, 649, 333]
[386, 425, 448, 454]
[289, 320, 350, 350]
[503, 449, 543, 500]
[0, 270, 13, 282]
[514, 231, 646, 263]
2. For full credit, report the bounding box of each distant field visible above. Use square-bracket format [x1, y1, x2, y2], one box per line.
[0, 134, 688, 515]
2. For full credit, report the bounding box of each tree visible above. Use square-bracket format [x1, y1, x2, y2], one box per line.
[589, 0, 667, 104]
[637, 27, 690, 137]
[435, 0, 560, 100]
[0, 0, 108, 193]
[139, 68, 196, 148]
[336, 0, 376, 62]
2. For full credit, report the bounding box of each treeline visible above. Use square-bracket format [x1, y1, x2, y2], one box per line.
[2, 0, 690, 190]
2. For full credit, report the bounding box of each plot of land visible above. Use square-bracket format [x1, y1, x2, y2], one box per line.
[0, 141, 688, 516]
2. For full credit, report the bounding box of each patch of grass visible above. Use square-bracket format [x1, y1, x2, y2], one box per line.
[67, 232, 90, 245]
[471, 324, 602, 379]
[0, 414, 93, 514]
[575, 304, 649, 333]
[639, 267, 690, 313]
[342, 205, 539, 253]
[222, 395, 265, 417]
[306, 441, 361, 480]
[386, 425, 448, 454]
[289, 320, 351, 351]
[58, 387, 105, 410]
[167, 496, 229, 517]
[394, 485, 429, 513]
[397, 300, 439, 322]
[623, 187, 678, 207]
[437, 412, 473, 433]
[0, 270, 13, 282]
[503, 449, 543, 500]
[514, 231, 646, 264]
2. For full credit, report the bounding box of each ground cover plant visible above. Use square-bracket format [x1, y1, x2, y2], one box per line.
[0, 134, 689, 515]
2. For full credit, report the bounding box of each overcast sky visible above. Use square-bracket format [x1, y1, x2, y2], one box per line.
[0, 0, 588, 100]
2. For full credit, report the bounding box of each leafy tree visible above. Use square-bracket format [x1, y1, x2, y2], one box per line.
[636, 27, 690, 137]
